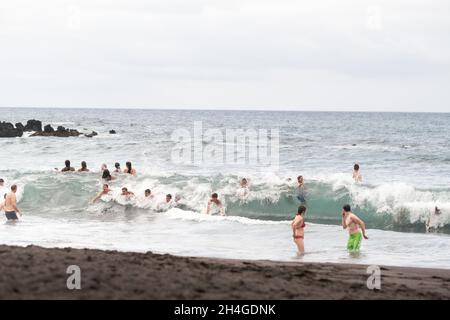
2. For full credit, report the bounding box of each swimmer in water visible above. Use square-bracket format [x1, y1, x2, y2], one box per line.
[238, 178, 250, 198]
[77, 161, 90, 172]
[157, 194, 174, 211]
[101, 163, 108, 171]
[60, 160, 75, 172]
[0, 193, 6, 212]
[114, 162, 121, 173]
[206, 193, 225, 216]
[121, 187, 135, 200]
[144, 189, 153, 198]
[296, 175, 306, 204]
[0, 178, 4, 187]
[91, 184, 111, 203]
[123, 161, 136, 176]
[292, 205, 307, 255]
[352, 164, 362, 183]
[342, 204, 368, 252]
[102, 169, 116, 181]
[426, 206, 442, 232]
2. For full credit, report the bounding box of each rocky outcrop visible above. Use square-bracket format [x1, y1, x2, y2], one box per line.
[30, 125, 82, 137]
[1, 119, 101, 138]
[84, 131, 98, 138]
[0, 122, 23, 137]
[24, 119, 42, 132]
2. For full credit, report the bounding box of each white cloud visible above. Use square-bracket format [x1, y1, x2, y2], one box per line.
[0, 0, 449, 111]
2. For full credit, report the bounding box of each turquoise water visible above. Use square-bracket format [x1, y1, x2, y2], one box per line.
[0, 108, 449, 268]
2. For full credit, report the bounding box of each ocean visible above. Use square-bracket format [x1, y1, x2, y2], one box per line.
[1, 108, 449, 269]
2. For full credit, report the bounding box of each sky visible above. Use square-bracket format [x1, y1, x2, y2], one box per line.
[0, 0, 449, 112]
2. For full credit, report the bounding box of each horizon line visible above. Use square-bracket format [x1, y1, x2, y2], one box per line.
[0, 105, 449, 114]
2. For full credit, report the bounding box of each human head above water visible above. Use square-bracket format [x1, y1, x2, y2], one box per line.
[0, 178, 4, 186]
[81, 161, 87, 168]
[145, 189, 151, 196]
[343, 204, 351, 212]
[297, 205, 307, 215]
[166, 194, 172, 201]
[102, 169, 112, 180]
[354, 164, 360, 171]
[126, 161, 132, 173]
[115, 162, 120, 169]
[65, 160, 71, 168]
[11, 184, 17, 192]
[211, 193, 218, 199]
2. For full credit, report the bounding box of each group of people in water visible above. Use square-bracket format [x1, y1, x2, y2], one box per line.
[0, 161, 375, 255]
[291, 164, 368, 255]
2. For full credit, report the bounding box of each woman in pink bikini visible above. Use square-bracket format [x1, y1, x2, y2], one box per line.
[291, 205, 307, 255]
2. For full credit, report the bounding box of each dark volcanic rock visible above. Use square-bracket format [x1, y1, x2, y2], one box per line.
[30, 125, 82, 137]
[109, 130, 117, 134]
[15, 122, 25, 131]
[44, 124, 55, 133]
[0, 122, 23, 137]
[24, 119, 42, 132]
[84, 131, 98, 138]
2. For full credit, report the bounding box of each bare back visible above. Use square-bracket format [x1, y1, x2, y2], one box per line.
[4, 192, 17, 212]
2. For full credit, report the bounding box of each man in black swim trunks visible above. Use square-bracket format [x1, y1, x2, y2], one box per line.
[4, 185, 21, 221]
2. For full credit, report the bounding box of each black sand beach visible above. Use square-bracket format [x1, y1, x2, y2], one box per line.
[0, 245, 449, 299]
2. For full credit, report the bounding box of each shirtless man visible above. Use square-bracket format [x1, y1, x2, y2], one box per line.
[156, 194, 174, 211]
[91, 184, 111, 203]
[77, 161, 90, 172]
[352, 164, 362, 183]
[4, 185, 21, 221]
[292, 205, 307, 255]
[61, 160, 75, 172]
[121, 187, 135, 199]
[342, 204, 368, 252]
[144, 189, 153, 198]
[206, 193, 225, 216]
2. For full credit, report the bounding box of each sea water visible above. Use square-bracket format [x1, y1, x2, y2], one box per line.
[0, 108, 449, 269]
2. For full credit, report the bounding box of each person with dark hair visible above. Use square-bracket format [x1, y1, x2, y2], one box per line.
[102, 169, 116, 181]
[114, 162, 121, 173]
[121, 187, 135, 199]
[77, 161, 90, 172]
[352, 164, 362, 183]
[292, 205, 307, 255]
[206, 193, 224, 215]
[342, 204, 368, 252]
[91, 184, 111, 203]
[296, 175, 306, 204]
[61, 160, 75, 172]
[144, 189, 153, 198]
[4, 184, 21, 221]
[123, 161, 136, 176]
[0, 178, 4, 187]
[157, 194, 174, 211]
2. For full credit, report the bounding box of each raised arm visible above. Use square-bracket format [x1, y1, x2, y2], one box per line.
[91, 192, 103, 204]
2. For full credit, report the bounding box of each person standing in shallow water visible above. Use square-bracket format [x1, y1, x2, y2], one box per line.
[292, 205, 307, 255]
[4, 185, 21, 221]
[342, 204, 368, 252]
[352, 164, 362, 183]
[296, 175, 306, 204]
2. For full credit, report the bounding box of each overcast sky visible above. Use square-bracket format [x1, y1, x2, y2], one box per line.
[0, 0, 449, 112]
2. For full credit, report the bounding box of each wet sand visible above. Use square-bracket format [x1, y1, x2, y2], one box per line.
[0, 245, 449, 299]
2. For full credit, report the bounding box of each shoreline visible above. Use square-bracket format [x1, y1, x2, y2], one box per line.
[1, 245, 449, 299]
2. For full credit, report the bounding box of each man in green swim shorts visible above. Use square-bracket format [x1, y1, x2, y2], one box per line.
[342, 204, 368, 252]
